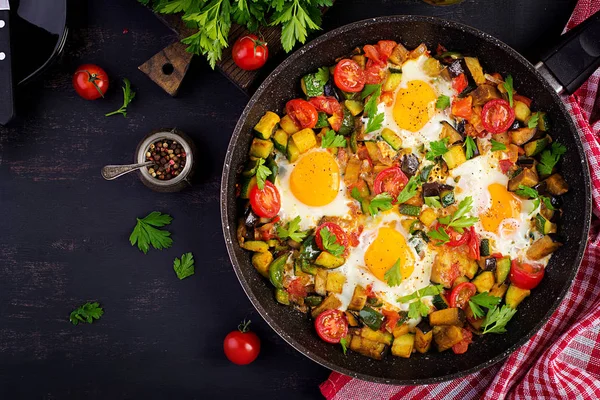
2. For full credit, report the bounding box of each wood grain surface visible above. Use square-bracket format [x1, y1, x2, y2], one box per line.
[0, 0, 576, 398]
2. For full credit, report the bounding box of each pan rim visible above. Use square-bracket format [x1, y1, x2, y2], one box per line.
[220, 14, 592, 385]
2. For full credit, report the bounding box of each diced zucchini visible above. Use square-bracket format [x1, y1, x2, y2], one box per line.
[311, 293, 342, 318]
[536, 213, 556, 235]
[464, 57, 486, 84]
[429, 308, 465, 327]
[242, 158, 261, 177]
[326, 272, 346, 294]
[440, 121, 463, 145]
[249, 138, 274, 159]
[442, 145, 467, 169]
[286, 137, 301, 162]
[349, 335, 386, 360]
[432, 294, 449, 310]
[252, 251, 273, 278]
[392, 324, 410, 338]
[361, 326, 393, 345]
[545, 174, 569, 196]
[365, 141, 380, 162]
[415, 326, 433, 353]
[505, 284, 530, 309]
[268, 253, 288, 289]
[495, 256, 511, 283]
[423, 57, 442, 77]
[243, 240, 269, 253]
[350, 130, 358, 153]
[472, 271, 495, 293]
[509, 127, 537, 145]
[489, 283, 508, 299]
[464, 260, 479, 280]
[419, 208, 437, 227]
[508, 168, 539, 191]
[514, 101, 531, 123]
[527, 234, 562, 260]
[433, 325, 464, 352]
[538, 112, 550, 131]
[524, 135, 550, 156]
[345, 100, 364, 116]
[305, 295, 323, 307]
[315, 112, 329, 129]
[440, 188, 455, 207]
[275, 288, 290, 305]
[383, 71, 403, 92]
[338, 107, 355, 136]
[315, 251, 345, 269]
[348, 285, 367, 311]
[391, 333, 415, 358]
[254, 111, 280, 140]
[399, 204, 421, 216]
[240, 176, 257, 199]
[292, 128, 317, 153]
[344, 157, 361, 186]
[300, 260, 317, 275]
[314, 269, 328, 296]
[279, 114, 300, 134]
[480, 239, 491, 257]
[272, 129, 288, 153]
[264, 156, 278, 183]
[381, 128, 403, 150]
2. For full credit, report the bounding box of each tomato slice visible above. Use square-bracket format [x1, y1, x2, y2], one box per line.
[286, 278, 307, 302]
[446, 227, 470, 247]
[452, 73, 468, 94]
[364, 59, 386, 84]
[451, 96, 473, 119]
[373, 166, 408, 199]
[467, 226, 480, 260]
[449, 282, 477, 309]
[286, 99, 318, 129]
[452, 329, 473, 354]
[315, 310, 348, 344]
[315, 222, 349, 251]
[334, 59, 365, 93]
[499, 159, 514, 174]
[309, 96, 343, 131]
[363, 45, 382, 64]
[249, 181, 281, 219]
[510, 260, 545, 290]
[376, 40, 397, 62]
[481, 99, 515, 134]
[382, 309, 401, 332]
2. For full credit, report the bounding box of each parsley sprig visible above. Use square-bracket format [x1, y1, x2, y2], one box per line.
[436, 95, 451, 110]
[105, 78, 135, 117]
[129, 211, 173, 254]
[340, 337, 348, 355]
[490, 139, 507, 152]
[398, 285, 444, 320]
[304, 67, 330, 97]
[320, 227, 345, 256]
[70, 302, 104, 325]
[362, 84, 384, 134]
[384, 258, 403, 287]
[514, 184, 556, 213]
[464, 136, 476, 160]
[321, 129, 347, 149]
[369, 193, 394, 216]
[427, 226, 450, 244]
[437, 196, 478, 233]
[277, 216, 308, 242]
[502, 75, 514, 107]
[468, 292, 501, 319]
[173, 252, 195, 280]
[396, 175, 421, 204]
[255, 158, 272, 189]
[425, 138, 449, 161]
[537, 142, 567, 177]
[482, 305, 517, 334]
[528, 112, 540, 129]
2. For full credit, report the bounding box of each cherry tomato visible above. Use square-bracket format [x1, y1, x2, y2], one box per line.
[382, 308, 401, 332]
[481, 99, 515, 134]
[286, 99, 318, 129]
[449, 282, 477, 309]
[309, 96, 343, 130]
[467, 226, 480, 260]
[315, 310, 348, 344]
[451, 96, 473, 119]
[452, 328, 473, 354]
[452, 73, 468, 94]
[223, 320, 261, 365]
[510, 260, 545, 290]
[446, 226, 470, 247]
[499, 159, 514, 174]
[364, 59, 386, 84]
[334, 59, 365, 93]
[232, 34, 268, 71]
[375, 40, 397, 62]
[73, 64, 109, 100]
[315, 222, 348, 251]
[249, 181, 281, 219]
[373, 166, 408, 199]
[363, 44, 382, 64]
[287, 278, 307, 302]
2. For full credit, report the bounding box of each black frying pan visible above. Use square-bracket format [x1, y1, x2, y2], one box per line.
[221, 15, 598, 384]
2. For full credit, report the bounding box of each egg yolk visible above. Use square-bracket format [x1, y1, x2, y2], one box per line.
[480, 183, 522, 233]
[365, 227, 415, 283]
[393, 80, 437, 132]
[290, 150, 340, 206]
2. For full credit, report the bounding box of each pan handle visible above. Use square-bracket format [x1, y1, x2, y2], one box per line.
[0, 6, 14, 125]
[536, 10, 600, 95]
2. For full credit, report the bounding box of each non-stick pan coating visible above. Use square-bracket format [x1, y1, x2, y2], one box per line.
[221, 16, 592, 384]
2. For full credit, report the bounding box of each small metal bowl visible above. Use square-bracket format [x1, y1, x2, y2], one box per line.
[135, 128, 195, 192]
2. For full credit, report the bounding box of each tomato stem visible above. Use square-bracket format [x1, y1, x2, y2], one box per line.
[238, 319, 251, 333]
[76, 69, 106, 99]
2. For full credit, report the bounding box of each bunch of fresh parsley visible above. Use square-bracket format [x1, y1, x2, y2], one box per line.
[140, 0, 333, 68]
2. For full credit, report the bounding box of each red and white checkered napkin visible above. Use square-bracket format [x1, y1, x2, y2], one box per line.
[320, 2, 600, 398]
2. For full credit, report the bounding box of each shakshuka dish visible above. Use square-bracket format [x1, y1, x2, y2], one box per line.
[235, 40, 568, 359]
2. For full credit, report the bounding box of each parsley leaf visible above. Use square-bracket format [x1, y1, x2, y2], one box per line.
[340, 337, 348, 355]
[427, 226, 450, 244]
[321, 129, 347, 148]
[351, 187, 362, 201]
[528, 112, 540, 129]
[468, 292, 501, 319]
[365, 112, 384, 134]
[320, 227, 345, 256]
[437, 196, 478, 233]
[70, 302, 104, 325]
[384, 258, 403, 287]
[105, 78, 135, 117]
[255, 158, 272, 189]
[272, 0, 332, 53]
[304, 67, 330, 97]
[408, 300, 430, 320]
[436, 95, 451, 110]
[542, 196, 556, 211]
[502, 75, 514, 107]
[397, 175, 421, 204]
[426, 138, 449, 161]
[490, 139, 507, 152]
[361, 83, 381, 100]
[425, 196, 442, 208]
[537, 142, 567, 177]
[368, 193, 394, 216]
[277, 216, 308, 243]
[465, 136, 476, 160]
[129, 211, 173, 254]
[515, 184, 538, 199]
[362, 84, 383, 133]
[398, 285, 444, 303]
[173, 252, 195, 280]
[482, 305, 517, 334]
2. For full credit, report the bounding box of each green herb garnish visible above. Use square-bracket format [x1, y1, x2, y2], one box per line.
[129, 211, 173, 254]
[436, 95, 451, 110]
[426, 138, 449, 161]
[340, 337, 348, 355]
[425, 196, 442, 208]
[321, 129, 347, 148]
[70, 302, 104, 325]
[465, 136, 476, 160]
[468, 292, 501, 319]
[368, 193, 394, 216]
[255, 158, 272, 189]
[396, 175, 421, 204]
[384, 258, 403, 287]
[277, 216, 308, 243]
[502, 75, 514, 107]
[105, 78, 135, 117]
[173, 252, 195, 280]
[490, 139, 507, 152]
[482, 305, 517, 334]
[320, 227, 345, 256]
[437, 196, 478, 233]
[528, 112, 540, 129]
[537, 142, 567, 177]
[427, 226, 450, 244]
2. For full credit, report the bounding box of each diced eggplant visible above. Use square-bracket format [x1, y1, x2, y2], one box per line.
[464, 57, 486, 85]
[345, 310, 361, 327]
[516, 156, 536, 168]
[243, 206, 261, 228]
[471, 84, 501, 106]
[311, 294, 342, 318]
[478, 256, 497, 272]
[389, 43, 410, 65]
[489, 283, 508, 299]
[509, 127, 537, 145]
[392, 323, 410, 338]
[391, 334, 415, 358]
[429, 308, 465, 327]
[526, 234, 563, 260]
[433, 325, 464, 352]
[323, 79, 340, 101]
[401, 153, 420, 177]
[544, 174, 569, 196]
[422, 182, 441, 198]
[524, 135, 551, 157]
[508, 168, 539, 191]
[349, 335, 387, 360]
[440, 121, 463, 144]
[432, 294, 449, 310]
[447, 59, 465, 78]
[415, 327, 433, 354]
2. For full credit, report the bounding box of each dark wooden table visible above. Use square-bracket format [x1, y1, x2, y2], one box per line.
[0, 0, 577, 398]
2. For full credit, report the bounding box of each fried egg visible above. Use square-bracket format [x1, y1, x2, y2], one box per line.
[275, 149, 351, 230]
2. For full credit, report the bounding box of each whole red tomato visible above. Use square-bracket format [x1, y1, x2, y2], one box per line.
[73, 64, 109, 100]
[232, 34, 269, 71]
[223, 320, 261, 365]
